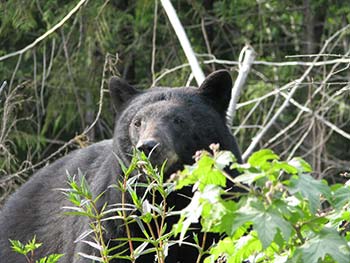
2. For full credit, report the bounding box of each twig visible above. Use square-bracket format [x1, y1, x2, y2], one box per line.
[0, 0, 88, 62]
[151, 0, 159, 85]
[201, 18, 215, 71]
[0, 81, 7, 99]
[2, 53, 117, 183]
[152, 63, 189, 86]
[40, 44, 46, 114]
[242, 24, 350, 161]
[287, 118, 315, 160]
[226, 45, 256, 127]
[160, 0, 205, 85]
[9, 54, 23, 90]
[203, 57, 350, 67]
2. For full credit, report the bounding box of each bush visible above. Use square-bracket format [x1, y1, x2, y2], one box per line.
[14, 147, 347, 262]
[175, 146, 350, 263]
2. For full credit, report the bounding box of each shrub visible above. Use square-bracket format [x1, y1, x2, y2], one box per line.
[23, 147, 349, 262]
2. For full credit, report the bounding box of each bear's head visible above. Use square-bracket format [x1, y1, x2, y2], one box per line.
[109, 70, 241, 176]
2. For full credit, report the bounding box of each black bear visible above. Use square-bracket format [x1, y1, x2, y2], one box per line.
[0, 70, 241, 263]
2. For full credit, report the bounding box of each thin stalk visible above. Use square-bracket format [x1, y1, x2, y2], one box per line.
[121, 177, 135, 262]
[195, 232, 207, 263]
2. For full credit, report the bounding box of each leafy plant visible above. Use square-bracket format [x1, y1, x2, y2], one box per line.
[10, 236, 63, 263]
[62, 150, 176, 263]
[61, 146, 350, 262]
[174, 146, 350, 263]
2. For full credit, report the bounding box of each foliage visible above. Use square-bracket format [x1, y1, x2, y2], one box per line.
[174, 146, 350, 263]
[61, 150, 175, 262]
[10, 236, 63, 263]
[52, 148, 350, 262]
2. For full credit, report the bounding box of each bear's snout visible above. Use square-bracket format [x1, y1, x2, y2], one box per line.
[136, 139, 160, 156]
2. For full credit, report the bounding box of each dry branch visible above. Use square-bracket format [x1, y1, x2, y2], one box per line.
[242, 24, 350, 161]
[160, 0, 205, 85]
[226, 45, 256, 127]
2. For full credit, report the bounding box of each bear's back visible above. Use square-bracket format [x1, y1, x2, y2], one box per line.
[0, 139, 115, 262]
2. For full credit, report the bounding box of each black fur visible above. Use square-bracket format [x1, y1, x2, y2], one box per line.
[0, 70, 241, 263]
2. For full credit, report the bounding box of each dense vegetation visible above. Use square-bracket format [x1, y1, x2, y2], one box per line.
[1, 1, 350, 262]
[10, 148, 350, 262]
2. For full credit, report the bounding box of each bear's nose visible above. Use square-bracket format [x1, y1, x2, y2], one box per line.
[136, 139, 159, 156]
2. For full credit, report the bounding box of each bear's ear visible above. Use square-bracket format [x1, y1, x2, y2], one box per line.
[109, 77, 140, 111]
[197, 70, 232, 115]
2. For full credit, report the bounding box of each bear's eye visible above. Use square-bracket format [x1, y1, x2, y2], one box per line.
[173, 117, 184, 125]
[134, 119, 142, 128]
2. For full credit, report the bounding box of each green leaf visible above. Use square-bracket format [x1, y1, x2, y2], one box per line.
[36, 254, 64, 263]
[289, 174, 331, 213]
[230, 198, 293, 248]
[288, 157, 312, 173]
[271, 161, 298, 175]
[205, 233, 263, 263]
[332, 186, 350, 209]
[200, 185, 231, 232]
[229, 233, 262, 263]
[176, 154, 226, 191]
[193, 155, 226, 190]
[10, 239, 26, 255]
[209, 236, 235, 258]
[232, 171, 266, 185]
[247, 149, 279, 170]
[295, 228, 350, 263]
[254, 208, 292, 248]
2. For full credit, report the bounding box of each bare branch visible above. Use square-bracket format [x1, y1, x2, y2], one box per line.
[0, 0, 88, 62]
[242, 24, 350, 161]
[160, 0, 205, 85]
[226, 45, 256, 127]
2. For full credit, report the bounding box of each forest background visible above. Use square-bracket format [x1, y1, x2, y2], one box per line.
[0, 0, 349, 204]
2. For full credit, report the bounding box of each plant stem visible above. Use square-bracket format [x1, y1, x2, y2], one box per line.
[121, 178, 135, 262]
[196, 232, 207, 263]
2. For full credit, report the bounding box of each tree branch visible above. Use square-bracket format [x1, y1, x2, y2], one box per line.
[160, 0, 205, 85]
[0, 0, 88, 62]
[242, 24, 350, 161]
[226, 45, 256, 127]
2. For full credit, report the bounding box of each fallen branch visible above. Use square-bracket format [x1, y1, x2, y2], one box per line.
[226, 45, 256, 127]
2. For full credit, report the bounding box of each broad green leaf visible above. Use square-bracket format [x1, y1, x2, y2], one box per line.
[295, 228, 350, 263]
[288, 157, 312, 173]
[289, 174, 331, 214]
[247, 149, 279, 170]
[176, 155, 226, 191]
[332, 186, 350, 209]
[229, 233, 262, 263]
[209, 237, 235, 259]
[175, 165, 198, 189]
[340, 210, 350, 225]
[232, 171, 266, 185]
[205, 233, 263, 263]
[193, 155, 226, 190]
[230, 198, 293, 248]
[254, 207, 292, 248]
[271, 161, 298, 175]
